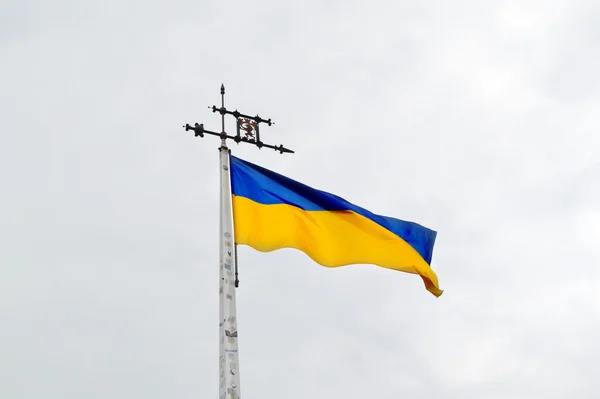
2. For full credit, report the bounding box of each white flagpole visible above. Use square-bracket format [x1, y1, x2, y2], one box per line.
[182, 84, 292, 399]
[219, 146, 241, 399]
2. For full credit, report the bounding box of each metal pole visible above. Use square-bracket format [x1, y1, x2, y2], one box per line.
[219, 147, 241, 399]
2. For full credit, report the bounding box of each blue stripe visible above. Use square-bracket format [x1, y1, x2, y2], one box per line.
[230, 155, 437, 264]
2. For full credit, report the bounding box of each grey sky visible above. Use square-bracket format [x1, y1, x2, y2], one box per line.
[2, 0, 599, 398]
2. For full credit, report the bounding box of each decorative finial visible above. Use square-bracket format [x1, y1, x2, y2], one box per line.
[183, 85, 294, 154]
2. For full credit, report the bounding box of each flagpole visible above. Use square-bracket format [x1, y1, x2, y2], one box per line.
[219, 144, 240, 399]
[183, 84, 293, 399]
[218, 83, 241, 399]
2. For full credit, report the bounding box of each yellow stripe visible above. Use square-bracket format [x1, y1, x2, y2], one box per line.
[232, 195, 442, 297]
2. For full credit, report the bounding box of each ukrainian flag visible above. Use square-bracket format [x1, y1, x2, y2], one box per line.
[230, 155, 442, 297]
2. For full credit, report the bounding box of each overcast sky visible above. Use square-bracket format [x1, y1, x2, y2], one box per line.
[2, 0, 600, 398]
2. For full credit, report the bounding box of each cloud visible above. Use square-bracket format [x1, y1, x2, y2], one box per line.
[1, 0, 599, 398]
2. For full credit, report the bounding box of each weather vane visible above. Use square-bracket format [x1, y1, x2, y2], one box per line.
[183, 84, 294, 154]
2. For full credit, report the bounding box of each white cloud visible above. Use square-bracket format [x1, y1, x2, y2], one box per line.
[1, 0, 599, 398]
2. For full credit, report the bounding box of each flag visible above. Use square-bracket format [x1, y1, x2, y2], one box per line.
[229, 155, 442, 297]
